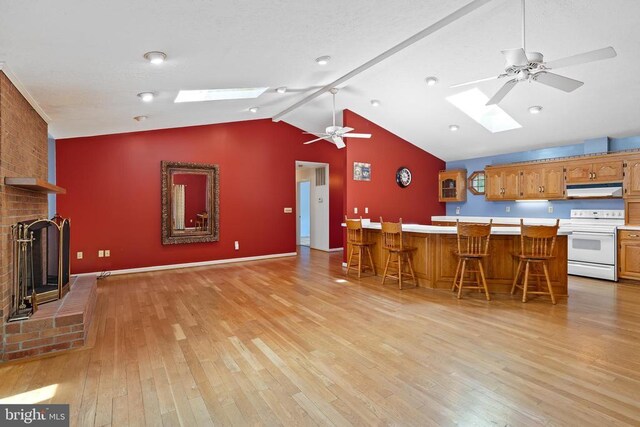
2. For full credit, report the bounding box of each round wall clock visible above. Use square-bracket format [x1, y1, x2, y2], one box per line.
[396, 166, 412, 188]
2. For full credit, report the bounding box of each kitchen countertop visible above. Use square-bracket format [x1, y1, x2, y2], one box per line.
[617, 225, 640, 231]
[431, 215, 572, 226]
[344, 222, 571, 236]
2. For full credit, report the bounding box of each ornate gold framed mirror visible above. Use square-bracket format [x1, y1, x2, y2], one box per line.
[468, 170, 486, 195]
[161, 161, 219, 245]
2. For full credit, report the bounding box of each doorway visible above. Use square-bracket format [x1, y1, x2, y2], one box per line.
[297, 181, 311, 246]
[296, 161, 330, 251]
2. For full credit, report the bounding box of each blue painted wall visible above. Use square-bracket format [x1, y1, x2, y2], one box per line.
[48, 136, 56, 218]
[445, 136, 640, 218]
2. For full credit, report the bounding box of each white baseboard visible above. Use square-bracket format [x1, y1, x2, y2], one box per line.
[328, 247, 344, 252]
[75, 252, 297, 278]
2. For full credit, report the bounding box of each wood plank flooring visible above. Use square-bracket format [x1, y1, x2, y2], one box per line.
[2, 247, 640, 426]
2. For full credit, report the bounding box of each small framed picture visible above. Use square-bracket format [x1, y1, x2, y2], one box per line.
[353, 162, 371, 181]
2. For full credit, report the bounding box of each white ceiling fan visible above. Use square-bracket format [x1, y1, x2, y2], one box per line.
[451, 0, 617, 105]
[303, 88, 371, 149]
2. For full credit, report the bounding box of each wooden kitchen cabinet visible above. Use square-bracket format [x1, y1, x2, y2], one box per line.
[618, 230, 640, 280]
[566, 159, 623, 184]
[623, 156, 640, 198]
[438, 169, 466, 202]
[520, 165, 565, 200]
[485, 166, 520, 200]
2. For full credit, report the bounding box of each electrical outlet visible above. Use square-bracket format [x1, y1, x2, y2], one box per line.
[77, 251, 83, 260]
[548, 205, 554, 214]
[234, 241, 239, 250]
[354, 207, 358, 214]
[455, 206, 461, 215]
[365, 207, 369, 214]
[98, 250, 104, 258]
[105, 250, 110, 257]
[506, 206, 511, 213]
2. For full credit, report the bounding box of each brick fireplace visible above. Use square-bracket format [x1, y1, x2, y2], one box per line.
[0, 70, 97, 361]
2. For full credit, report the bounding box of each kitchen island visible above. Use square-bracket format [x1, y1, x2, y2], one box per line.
[347, 222, 570, 295]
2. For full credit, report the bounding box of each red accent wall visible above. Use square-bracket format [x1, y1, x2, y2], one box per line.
[172, 173, 207, 228]
[56, 119, 345, 274]
[344, 110, 446, 223]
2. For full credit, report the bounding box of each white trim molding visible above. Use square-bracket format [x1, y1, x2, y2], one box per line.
[328, 247, 344, 252]
[76, 252, 297, 278]
[0, 62, 52, 123]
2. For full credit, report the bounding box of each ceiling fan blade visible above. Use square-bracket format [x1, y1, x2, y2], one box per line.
[450, 74, 504, 88]
[486, 79, 518, 105]
[336, 127, 354, 135]
[502, 48, 529, 67]
[343, 133, 372, 139]
[533, 72, 583, 92]
[303, 132, 330, 136]
[332, 136, 346, 149]
[544, 46, 616, 70]
[303, 136, 329, 145]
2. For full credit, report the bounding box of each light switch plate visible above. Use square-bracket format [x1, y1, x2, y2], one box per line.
[234, 241, 239, 250]
[105, 250, 110, 257]
[284, 207, 292, 213]
[455, 206, 461, 215]
[98, 250, 104, 258]
[506, 206, 511, 213]
[77, 251, 83, 260]
[354, 207, 358, 214]
[548, 205, 554, 213]
[365, 207, 369, 214]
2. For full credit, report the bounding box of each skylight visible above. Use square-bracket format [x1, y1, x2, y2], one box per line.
[174, 87, 269, 103]
[446, 88, 522, 133]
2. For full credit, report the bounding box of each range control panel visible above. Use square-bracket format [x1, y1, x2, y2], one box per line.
[570, 209, 624, 219]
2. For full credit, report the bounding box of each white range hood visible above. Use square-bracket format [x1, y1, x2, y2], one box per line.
[566, 186, 623, 198]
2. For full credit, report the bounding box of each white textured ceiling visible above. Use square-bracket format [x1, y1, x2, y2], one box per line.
[1, 0, 639, 161]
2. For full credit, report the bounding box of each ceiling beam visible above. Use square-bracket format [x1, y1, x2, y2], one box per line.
[272, 0, 494, 122]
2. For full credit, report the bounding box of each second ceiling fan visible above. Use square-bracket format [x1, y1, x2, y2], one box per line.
[451, 0, 617, 105]
[303, 88, 371, 149]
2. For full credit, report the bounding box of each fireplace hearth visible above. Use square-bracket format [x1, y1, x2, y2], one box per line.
[9, 215, 71, 321]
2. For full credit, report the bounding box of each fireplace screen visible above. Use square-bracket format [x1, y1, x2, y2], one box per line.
[10, 215, 71, 321]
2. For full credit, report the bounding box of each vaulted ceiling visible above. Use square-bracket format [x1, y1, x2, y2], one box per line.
[1, 0, 639, 160]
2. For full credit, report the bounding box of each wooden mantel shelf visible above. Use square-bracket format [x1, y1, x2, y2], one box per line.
[4, 177, 66, 194]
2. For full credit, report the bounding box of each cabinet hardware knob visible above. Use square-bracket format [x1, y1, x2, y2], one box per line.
[629, 234, 639, 237]
[542, 186, 545, 192]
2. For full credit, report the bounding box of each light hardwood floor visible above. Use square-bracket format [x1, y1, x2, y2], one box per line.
[2, 247, 640, 426]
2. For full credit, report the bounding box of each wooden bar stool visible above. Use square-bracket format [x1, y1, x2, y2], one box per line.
[380, 217, 417, 289]
[345, 216, 376, 278]
[451, 220, 493, 300]
[511, 219, 559, 304]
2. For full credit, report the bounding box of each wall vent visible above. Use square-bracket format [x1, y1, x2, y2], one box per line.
[315, 167, 326, 186]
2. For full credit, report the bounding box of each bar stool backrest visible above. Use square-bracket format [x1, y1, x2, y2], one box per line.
[380, 217, 404, 250]
[456, 220, 493, 256]
[519, 219, 560, 257]
[345, 215, 364, 244]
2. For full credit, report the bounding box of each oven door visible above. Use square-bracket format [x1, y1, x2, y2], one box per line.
[568, 231, 616, 265]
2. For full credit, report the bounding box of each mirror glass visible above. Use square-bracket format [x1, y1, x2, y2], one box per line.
[468, 170, 486, 195]
[162, 161, 219, 244]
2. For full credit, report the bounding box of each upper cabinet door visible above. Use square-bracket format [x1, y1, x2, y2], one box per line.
[624, 158, 640, 198]
[485, 169, 504, 201]
[592, 160, 623, 183]
[521, 167, 542, 199]
[501, 168, 521, 200]
[566, 162, 593, 184]
[541, 166, 565, 199]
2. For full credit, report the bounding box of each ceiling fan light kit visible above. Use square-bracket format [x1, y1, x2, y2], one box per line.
[451, 0, 617, 106]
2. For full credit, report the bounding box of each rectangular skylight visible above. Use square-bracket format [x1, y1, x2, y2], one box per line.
[174, 87, 269, 103]
[446, 88, 522, 133]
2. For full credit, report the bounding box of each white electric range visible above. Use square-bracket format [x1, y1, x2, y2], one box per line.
[565, 209, 624, 281]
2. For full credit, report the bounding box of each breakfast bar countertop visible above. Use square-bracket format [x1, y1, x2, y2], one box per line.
[347, 221, 572, 235]
[431, 215, 572, 226]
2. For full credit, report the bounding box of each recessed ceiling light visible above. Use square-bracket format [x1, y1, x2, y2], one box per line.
[143, 51, 167, 65]
[276, 87, 287, 94]
[529, 105, 543, 114]
[446, 88, 522, 133]
[174, 87, 268, 103]
[249, 107, 259, 113]
[449, 124, 460, 132]
[425, 76, 439, 86]
[370, 99, 381, 107]
[316, 56, 331, 65]
[133, 115, 147, 122]
[137, 92, 155, 102]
